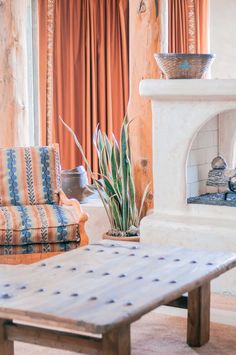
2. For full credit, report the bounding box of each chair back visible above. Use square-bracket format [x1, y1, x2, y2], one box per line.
[0, 145, 61, 206]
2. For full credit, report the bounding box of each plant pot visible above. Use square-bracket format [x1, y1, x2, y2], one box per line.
[61, 166, 95, 202]
[102, 233, 140, 242]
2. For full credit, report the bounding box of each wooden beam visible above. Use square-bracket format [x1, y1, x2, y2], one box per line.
[0, 319, 14, 355]
[103, 324, 130, 355]
[128, 0, 161, 213]
[6, 323, 102, 355]
[0, 1, 31, 147]
[187, 282, 210, 347]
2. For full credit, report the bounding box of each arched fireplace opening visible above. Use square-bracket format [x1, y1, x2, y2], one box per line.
[187, 109, 236, 206]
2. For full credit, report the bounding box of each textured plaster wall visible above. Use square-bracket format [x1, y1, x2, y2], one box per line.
[209, 0, 236, 79]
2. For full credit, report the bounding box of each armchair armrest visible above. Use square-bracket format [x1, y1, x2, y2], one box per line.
[59, 190, 89, 246]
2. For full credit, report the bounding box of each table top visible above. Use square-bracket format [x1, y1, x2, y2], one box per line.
[0, 242, 235, 334]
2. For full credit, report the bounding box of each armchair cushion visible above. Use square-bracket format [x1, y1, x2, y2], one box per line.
[0, 145, 61, 206]
[0, 242, 79, 255]
[0, 204, 81, 254]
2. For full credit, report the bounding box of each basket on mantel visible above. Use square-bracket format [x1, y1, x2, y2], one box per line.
[154, 53, 216, 79]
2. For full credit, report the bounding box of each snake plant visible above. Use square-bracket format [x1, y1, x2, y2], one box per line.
[60, 116, 149, 237]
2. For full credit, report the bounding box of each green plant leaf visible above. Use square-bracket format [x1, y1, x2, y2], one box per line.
[110, 197, 122, 230]
[104, 134, 112, 160]
[99, 146, 109, 177]
[93, 125, 100, 156]
[126, 156, 137, 225]
[138, 183, 151, 222]
[103, 176, 117, 198]
[111, 139, 122, 200]
[120, 118, 129, 231]
[112, 133, 120, 168]
[111, 148, 118, 185]
[97, 130, 104, 156]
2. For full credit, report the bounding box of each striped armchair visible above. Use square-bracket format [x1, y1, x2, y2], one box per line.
[0, 145, 89, 264]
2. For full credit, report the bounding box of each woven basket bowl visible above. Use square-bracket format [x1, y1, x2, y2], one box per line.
[154, 53, 215, 79]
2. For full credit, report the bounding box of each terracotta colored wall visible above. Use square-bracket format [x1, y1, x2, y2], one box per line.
[128, 0, 161, 211]
[0, 0, 30, 147]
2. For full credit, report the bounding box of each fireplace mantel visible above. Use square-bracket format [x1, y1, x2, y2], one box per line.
[139, 79, 236, 101]
[139, 79, 236, 295]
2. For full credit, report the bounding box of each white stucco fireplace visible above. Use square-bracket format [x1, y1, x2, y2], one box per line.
[140, 79, 236, 295]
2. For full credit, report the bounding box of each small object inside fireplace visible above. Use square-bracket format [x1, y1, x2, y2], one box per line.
[211, 156, 227, 170]
[228, 175, 236, 193]
[188, 156, 236, 207]
[206, 156, 229, 188]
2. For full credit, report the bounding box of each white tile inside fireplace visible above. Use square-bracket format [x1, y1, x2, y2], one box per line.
[187, 116, 218, 197]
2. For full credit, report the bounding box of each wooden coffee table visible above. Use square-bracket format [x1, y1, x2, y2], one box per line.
[0, 241, 235, 354]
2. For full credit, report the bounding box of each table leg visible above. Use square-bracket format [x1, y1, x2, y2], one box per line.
[0, 319, 14, 355]
[103, 324, 130, 355]
[187, 282, 210, 347]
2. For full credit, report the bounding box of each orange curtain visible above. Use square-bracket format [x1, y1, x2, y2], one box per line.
[168, 0, 208, 53]
[194, 0, 208, 53]
[38, 0, 48, 146]
[38, 0, 129, 171]
[168, 0, 189, 53]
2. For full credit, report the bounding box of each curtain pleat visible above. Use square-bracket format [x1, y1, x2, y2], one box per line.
[168, 0, 208, 54]
[38, 0, 129, 171]
[195, 0, 208, 53]
[38, 0, 49, 145]
[168, 0, 189, 53]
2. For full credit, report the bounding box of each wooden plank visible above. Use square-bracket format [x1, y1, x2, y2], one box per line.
[0, 246, 232, 330]
[0, 242, 235, 334]
[103, 324, 130, 355]
[0, 319, 14, 355]
[52, 246, 233, 332]
[187, 282, 210, 347]
[6, 323, 102, 355]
